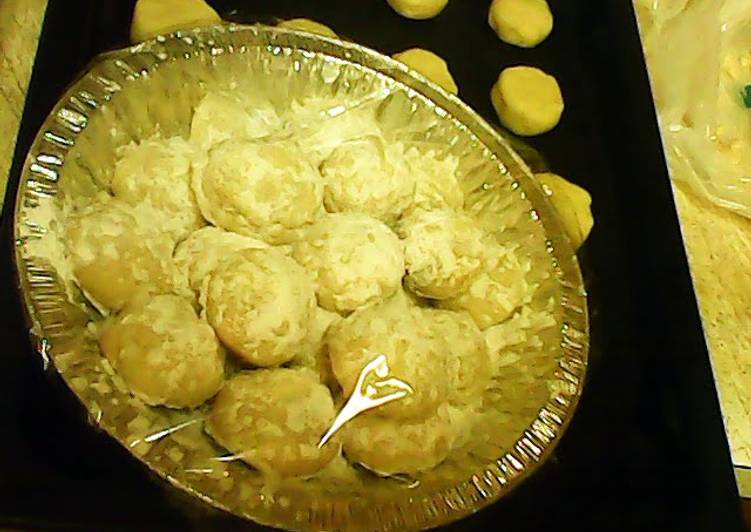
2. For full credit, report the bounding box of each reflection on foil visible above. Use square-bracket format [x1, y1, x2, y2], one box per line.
[355, 462, 420, 489]
[317, 353, 413, 448]
[142, 417, 204, 444]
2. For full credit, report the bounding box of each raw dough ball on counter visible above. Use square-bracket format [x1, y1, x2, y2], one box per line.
[422, 308, 491, 405]
[205, 248, 316, 367]
[488, 0, 553, 48]
[190, 92, 281, 150]
[130, 0, 220, 43]
[99, 295, 225, 408]
[392, 48, 459, 95]
[342, 402, 470, 475]
[293, 213, 404, 314]
[173, 226, 268, 294]
[206, 368, 339, 477]
[65, 200, 183, 312]
[387, 0, 449, 20]
[403, 146, 464, 212]
[536, 172, 594, 249]
[491, 66, 564, 136]
[278, 18, 337, 38]
[320, 136, 414, 223]
[293, 306, 341, 387]
[111, 136, 203, 238]
[326, 294, 447, 420]
[399, 208, 490, 299]
[192, 140, 324, 244]
[440, 248, 532, 329]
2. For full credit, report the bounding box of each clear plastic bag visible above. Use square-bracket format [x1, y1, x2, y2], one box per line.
[639, 0, 751, 217]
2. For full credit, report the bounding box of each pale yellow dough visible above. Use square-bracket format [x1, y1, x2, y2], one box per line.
[399, 208, 490, 300]
[536, 172, 594, 249]
[488, 0, 553, 48]
[440, 247, 532, 329]
[206, 368, 339, 477]
[99, 295, 225, 408]
[392, 48, 458, 95]
[387, 0, 449, 20]
[173, 226, 268, 294]
[326, 294, 446, 420]
[293, 306, 340, 387]
[320, 136, 414, 223]
[206, 248, 316, 367]
[342, 402, 471, 475]
[130, 0, 220, 43]
[293, 213, 404, 314]
[65, 200, 183, 312]
[111, 136, 203, 239]
[491, 66, 564, 136]
[192, 140, 324, 244]
[278, 18, 337, 38]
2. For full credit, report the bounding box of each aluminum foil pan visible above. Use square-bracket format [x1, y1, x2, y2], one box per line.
[13, 23, 589, 531]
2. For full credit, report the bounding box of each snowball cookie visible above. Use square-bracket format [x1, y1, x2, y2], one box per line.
[319, 136, 414, 223]
[99, 295, 225, 408]
[342, 402, 469, 475]
[491, 66, 564, 136]
[392, 48, 458, 95]
[206, 368, 339, 477]
[536, 172, 593, 249]
[402, 146, 464, 212]
[190, 92, 280, 151]
[421, 308, 491, 405]
[489, 0, 553, 49]
[65, 200, 184, 312]
[387, 0, 449, 20]
[293, 306, 340, 387]
[130, 0, 220, 43]
[205, 248, 316, 367]
[293, 213, 404, 314]
[173, 227, 268, 294]
[278, 18, 337, 38]
[440, 247, 532, 329]
[112, 136, 203, 239]
[399, 209, 490, 300]
[326, 295, 447, 420]
[193, 140, 324, 244]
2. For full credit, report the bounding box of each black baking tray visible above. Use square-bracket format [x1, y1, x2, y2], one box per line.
[0, 0, 743, 530]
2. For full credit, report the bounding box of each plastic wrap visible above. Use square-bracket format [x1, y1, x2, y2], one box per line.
[638, 0, 751, 216]
[13, 23, 588, 531]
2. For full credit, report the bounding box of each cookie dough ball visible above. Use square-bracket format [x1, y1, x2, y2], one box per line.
[326, 295, 447, 419]
[287, 96, 383, 165]
[342, 403, 469, 475]
[130, 0, 220, 43]
[387, 0, 448, 20]
[99, 295, 225, 408]
[278, 18, 337, 38]
[206, 248, 315, 367]
[392, 48, 458, 95]
[320, 136, 414, 223]
[65, 200, 183, 312]
[206, 368, 339, 477]
[399, 209, 489, 300]
[403, 146, 464, 212]
[422, 308, 491, 405]
[491, 66, 564, 136]
[489, 0, 553, 48]
[192, 140, 324, 244]
[293, 306, 340, 387]
[173, 227, 268, 294]
[112, 136, 203, 238]
[293, 214, 404, 314]
[536, 172, 593, 249]
[440, 248, 532, 329]
[190, 92, 280, 150]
